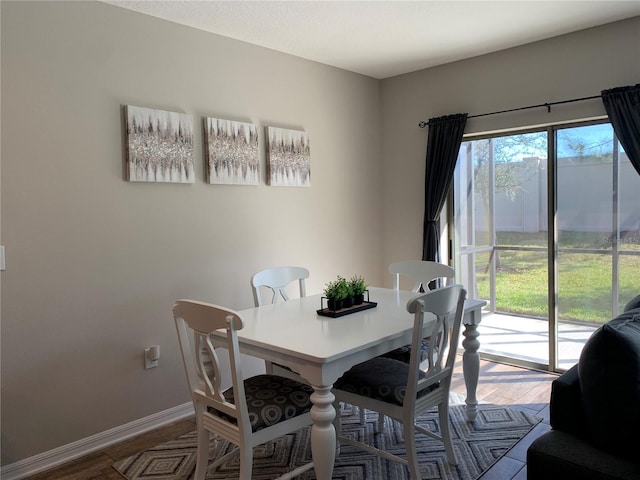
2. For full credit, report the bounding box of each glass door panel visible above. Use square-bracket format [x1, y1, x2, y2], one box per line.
[618, 144, 640, 312]
[454, 131, 549, 367]
[556, 124, 616, 368]
[620, 255, 640, 311]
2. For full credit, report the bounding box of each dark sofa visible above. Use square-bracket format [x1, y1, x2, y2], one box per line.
[527, 295, 640, 480]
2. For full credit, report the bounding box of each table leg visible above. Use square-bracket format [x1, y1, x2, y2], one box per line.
[462, 322, 480, 422]
[309, 384, 336, 480]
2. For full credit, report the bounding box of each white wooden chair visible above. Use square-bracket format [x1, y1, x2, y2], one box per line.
[383, 260, 456, 364]
[251, 266, 309, 307]
[361, 260, 456, 426]
[251, 266, 310, 379]
[383, 260, 455, 363]
[332, 285, 467, 479]
[390, 260, 455, 292]
[173, 300, 314, 480]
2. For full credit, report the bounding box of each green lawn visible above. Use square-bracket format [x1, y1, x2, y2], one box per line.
[474, 232, 640, 323]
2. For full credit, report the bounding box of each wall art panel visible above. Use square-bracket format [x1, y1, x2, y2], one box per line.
[205, 117, 259, 185]
[266, 126, 311, 187]
[125, 105, 194, 183]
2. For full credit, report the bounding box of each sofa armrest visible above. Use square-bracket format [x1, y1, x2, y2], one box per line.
[550, 364, 587, 436]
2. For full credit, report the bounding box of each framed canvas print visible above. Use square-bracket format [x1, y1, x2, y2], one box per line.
[266, 126, 311, 187]
[205, 117, 259, 185]
[125, 105, 194, 183]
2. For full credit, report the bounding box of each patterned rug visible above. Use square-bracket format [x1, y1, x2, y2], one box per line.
[113, 403, 540, 480]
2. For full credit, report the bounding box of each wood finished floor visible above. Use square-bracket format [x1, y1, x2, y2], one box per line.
[24, 357, 556, 480]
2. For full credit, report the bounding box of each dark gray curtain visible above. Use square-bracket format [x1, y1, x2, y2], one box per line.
[421, 113, 468, 263]
[601, 84, 640, 176]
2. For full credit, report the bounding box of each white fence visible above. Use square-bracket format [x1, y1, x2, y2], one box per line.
[475, 156, 640, 234]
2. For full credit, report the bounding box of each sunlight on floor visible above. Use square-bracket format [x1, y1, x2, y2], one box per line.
[464, 312, 598, 371]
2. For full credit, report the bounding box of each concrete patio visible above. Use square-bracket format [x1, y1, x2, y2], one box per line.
[467, 311, 599, 371]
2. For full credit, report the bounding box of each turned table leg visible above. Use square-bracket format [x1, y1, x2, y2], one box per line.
[462, 322, 480, 422]
[309, 384, 336, 480]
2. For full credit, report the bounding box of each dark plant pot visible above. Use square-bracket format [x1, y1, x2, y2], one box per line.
[343, 297, 354, 308]
[353, 294, 365, 305]
[327, 299, 343, 311]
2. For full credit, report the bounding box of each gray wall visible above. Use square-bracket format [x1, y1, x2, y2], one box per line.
[1, 1, 383, 464]
[1, 0, 639, 468]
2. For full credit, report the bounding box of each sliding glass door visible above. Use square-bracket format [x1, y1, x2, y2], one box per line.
[452, 121, 639, 371]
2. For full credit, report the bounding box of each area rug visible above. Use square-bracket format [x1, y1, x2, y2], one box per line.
[113, 404, 540, 480]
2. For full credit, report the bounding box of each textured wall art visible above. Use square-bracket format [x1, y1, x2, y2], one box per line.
[125, 105, 194, 183]
[266, 126, 311, 187]
[205, 117, 259, 185]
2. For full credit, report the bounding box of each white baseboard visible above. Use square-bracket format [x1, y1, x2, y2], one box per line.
[0, 402, 194, 480]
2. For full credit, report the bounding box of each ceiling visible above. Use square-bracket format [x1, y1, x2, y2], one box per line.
[102, 1, 640, 79]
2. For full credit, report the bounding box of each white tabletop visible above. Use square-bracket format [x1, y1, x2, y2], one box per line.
[236, 287, 416, 363]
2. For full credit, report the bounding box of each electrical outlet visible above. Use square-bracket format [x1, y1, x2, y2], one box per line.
[144, 346, 160, 369]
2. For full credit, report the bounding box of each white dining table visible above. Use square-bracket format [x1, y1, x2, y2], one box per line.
[235, 286, 484, 480]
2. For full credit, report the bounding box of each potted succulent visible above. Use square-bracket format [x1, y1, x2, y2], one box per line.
[343, 278, 356, 308]
[323, 276, 349, 311]
[350, 275, 367, 305]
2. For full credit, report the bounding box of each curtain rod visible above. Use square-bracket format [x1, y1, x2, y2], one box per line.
[417, 94, 602, 128]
